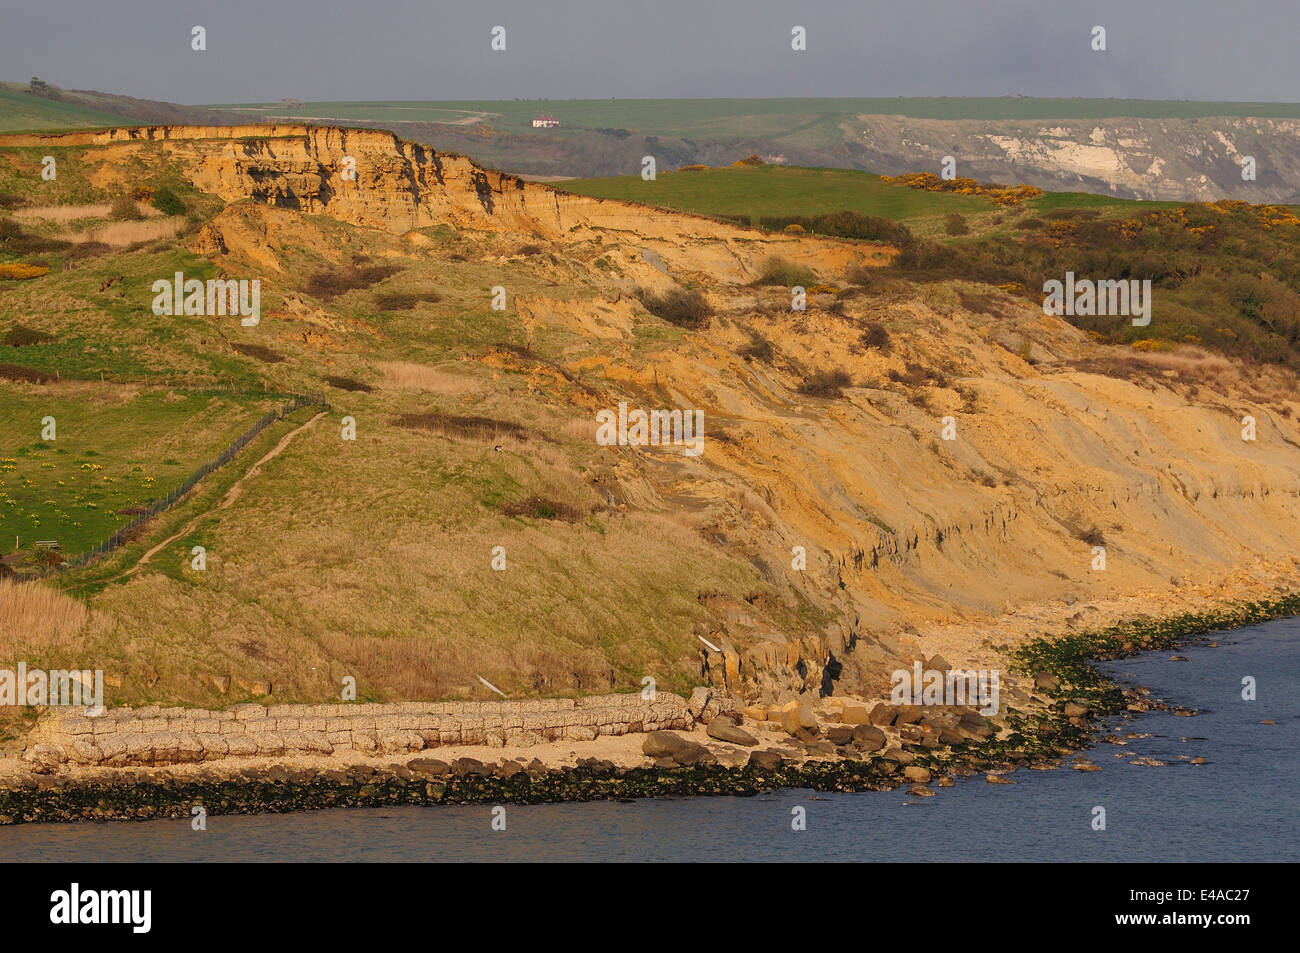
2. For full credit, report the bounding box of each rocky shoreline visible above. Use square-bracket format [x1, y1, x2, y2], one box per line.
[1, 594, 1293, 825]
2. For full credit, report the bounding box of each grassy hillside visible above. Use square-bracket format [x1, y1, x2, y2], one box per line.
[559, 165, 996, 233]
[4, 128, 1300, 717]
[0, 389, 278, 555]
[0, 86, 130, 132]
[560, 163, 1300, 364]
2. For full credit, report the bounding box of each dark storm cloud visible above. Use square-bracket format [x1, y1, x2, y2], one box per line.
[1, 0, 1297, 103]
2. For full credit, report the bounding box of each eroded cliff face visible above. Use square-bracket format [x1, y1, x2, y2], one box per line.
[629, 299, 1300, 700]
[7, 124, 1299, 704]
[6, 124, 886, 282]
[854, 115, 1300, 202]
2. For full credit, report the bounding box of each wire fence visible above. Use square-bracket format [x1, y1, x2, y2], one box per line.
[36, 393, 329, 574]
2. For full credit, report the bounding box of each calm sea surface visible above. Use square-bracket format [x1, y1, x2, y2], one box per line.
[2, 618, 1295, 862]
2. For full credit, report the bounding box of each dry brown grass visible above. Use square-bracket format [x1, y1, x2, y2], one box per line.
[14, 204, 110, 223]
[14, 202, 160, 224]
[378, 360, 476, 394]
[1119, 346, 1234, 377]
[63, 217, 184, 247]
[395, 410, 530, 442]
[1072, 345, 1241, 388]
[0, 579, 89, 656]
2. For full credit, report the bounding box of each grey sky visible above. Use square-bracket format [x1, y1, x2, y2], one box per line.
[2, 0, 1298, 104]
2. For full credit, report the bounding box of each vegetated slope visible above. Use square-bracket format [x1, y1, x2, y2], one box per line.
[1, 124, 1299, 714]
[562, 164, 1300, 369]
[558, 164, 996, 234]
[0, 86, 130, 131]
[0, 81, 253, 131]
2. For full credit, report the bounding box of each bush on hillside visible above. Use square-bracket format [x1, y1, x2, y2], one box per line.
[799, 367, 853, 398]
[306, 264, 402, 300]
[109, 194, 143, 221]
[751, 256, 817, 288]
[152, 188, 187, 216]
[636, 287, 713, 330]
[859, 324, 891, 352]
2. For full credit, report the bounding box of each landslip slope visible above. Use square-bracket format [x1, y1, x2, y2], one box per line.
[2, 124, 1299, 711]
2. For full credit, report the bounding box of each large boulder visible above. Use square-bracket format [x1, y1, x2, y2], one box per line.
[706, 720, 759, 747]
[895, 704, 924, 725]
[825, 725, 855, 746]
[869, 703, 899, 726]
[851, 724, 887, 751]
[407, 758, 450, 776]
[672, 741, 716, 767]
[837, 702, 871, 725]
[772, 699, 818, 735]
[642, 730, 690, 757]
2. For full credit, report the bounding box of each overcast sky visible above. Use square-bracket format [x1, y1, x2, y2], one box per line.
[2, 0, 1298, 104]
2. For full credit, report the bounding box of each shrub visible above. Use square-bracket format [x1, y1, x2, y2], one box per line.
[231, 342, 285, 363]
[501, 496, 584, 522]
[895, 237, 956, 271]
[859, 324, 891, 352]
[738, 333, 774, 362]
[306, 264, 402, 300]
[889, 362, 947, 387]
[636, 287, 713, 330]
[1077, 525, 1106, 546]
[323, 375, 373, 392]
[63, 241, 111, 260]
[752, 256, 817, 287]
[395, 411, 530, 442]
[0, 263, 50, 281]
[0, 219, 68, 254]
[844, 265, 876, 287]
[799, 367, 853, 398]
[109, 194, 143, 221]
[3, 324, 56, 346]
[373, 290, 438, 311]
[0, 363, 54, 383]
[944, 212, 970, 236]
[152, 188, 187, 216]
[26, 545, 63, 569]
[957, 289, 1006, 318]
[759, 212, 912, 245]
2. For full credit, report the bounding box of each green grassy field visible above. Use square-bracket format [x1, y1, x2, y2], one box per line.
[0, 388, 276, 556]
[557, 163, 1200, 237]
[0, 86, 132, 132]
[558, 164, 996, 230]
